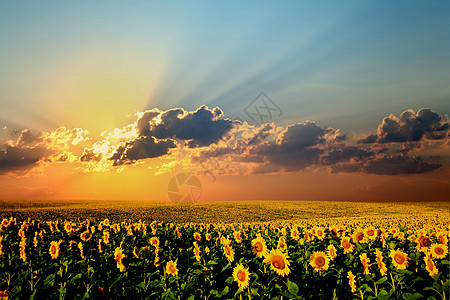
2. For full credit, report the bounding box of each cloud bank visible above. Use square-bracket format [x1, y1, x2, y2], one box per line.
[1, 106, 448, 176]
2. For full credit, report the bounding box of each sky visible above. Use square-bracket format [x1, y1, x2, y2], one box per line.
[0, 1, 449, 202]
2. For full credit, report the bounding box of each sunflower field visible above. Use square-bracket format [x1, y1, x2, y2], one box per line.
[0, 215, 448, 299]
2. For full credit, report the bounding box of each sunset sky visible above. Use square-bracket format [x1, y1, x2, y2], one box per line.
[1, 1, 449, 202]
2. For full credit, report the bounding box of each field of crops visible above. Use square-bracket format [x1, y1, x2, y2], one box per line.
[0, 201, 449, 299]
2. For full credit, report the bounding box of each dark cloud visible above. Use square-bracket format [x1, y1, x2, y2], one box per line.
[246, 122, 344, 173]
[16, 129, 42, 147]
[0, 127, 86, 176]
[196, 115, 445, 176]
[111, 136, 176, 166]
[0, 144, 53, 175]
[139, 105, 238, 148]
[330, 155, 441, 175]
[320, 146, 375, 165]
[358, 108, 449, 144]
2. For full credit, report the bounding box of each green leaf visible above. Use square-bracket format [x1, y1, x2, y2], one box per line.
[44, 273, 56, 286]
[68, 273, 82, 285]
[377, 289, 389, 300]
[219, 286, 229, 296]
[221, 262, 231, 273]
[286, 281, 299, 296]
[234, 287, 243, 298]
[375, 277, 388, 285]
[441, 260, 450, 265]
[432, 282, 443, 292]
[225, 276, 234, 284]
[135, 282, 145, 289]
[402, 293, 423, 300]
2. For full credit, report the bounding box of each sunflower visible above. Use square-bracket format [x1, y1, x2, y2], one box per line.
[80, 231, 92, 242]
[193, 241, 201, 261]
[390, 249, 409, 270]
[435, 231, 449, 245]
[166, 260, 179, 276]
[64, 222, 73, 233]
[234, 231, 242, 244]
[102, 231, 110, 244]
[341, 237, 354, 254]
[78, 242, 85, 259]
[223, 243, 235, 262]
[277, 236, 287, 252]
[194, 232, 201, 241]
[103, 218, 110, 227]
[1, 218, 9, 227]
[364, 227, 377, 240]
[290, 228, 300, 241]
[206, 233, 211, 241]
[416, 235, 432, 252]
[359, 253, 370, 275]
[114, 247, 126, 272]
[150, 236, 160, 248]
[251, 234, 267, 258]
[98, 239, 103, 253]
[232, 263, 250, 290]
[133, 246, 139, 258]
[352, 229, 366, 244]
[327, 244, 337, 260]
[314, 227, 325, 240]
[19, 238, 27, 262]
[424, 253, 438, 277]
[429, 243, 448, 259]
[310, 251, 330, 272]
[0, 236, 4, 255]
[347, 271, 357, 293]
[375, 249, 387, 276]
[49, 240, 62, 259]
[263, 248, 291, 277]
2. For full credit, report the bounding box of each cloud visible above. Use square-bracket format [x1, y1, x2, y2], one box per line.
[330, 155, 441, 175]
[0, 127, 88, 176]
[0, 144, 54, 175]
[111, 136, 176, 166]
[139, 105, 238, 148]
[187, 109, 447, 176]
[358, 108, 449, 144]
[3, 106, 447, 177]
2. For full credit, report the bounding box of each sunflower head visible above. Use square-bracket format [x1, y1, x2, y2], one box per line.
[252, 234, 267, 258]
[430, 243, 448, 259]
[263, 248, 291, 277]
[166, 260, 179, 276]
[232, 263, 250, 289]
[310, 251, 330, 272]
[390, 249, 409, 270]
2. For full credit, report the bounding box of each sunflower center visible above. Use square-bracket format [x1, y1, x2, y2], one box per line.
[342, 240, 349, 248]
[394, 254, 404, 264]
[315, 257, 325, 267]
[272, 255, 285, 269]
[356, 233, 363, 241]
[254, 242, 263, 252]
[225, 246, 231, 255]
[51, 245, 56, 254]
[237, 270, 246, 281]
[435, 247, 444, 255]
[367, 230, 374, 236]
[422, 237, 431, 247]
[426, 258, 433, 269]
[169, 265, 176, 273]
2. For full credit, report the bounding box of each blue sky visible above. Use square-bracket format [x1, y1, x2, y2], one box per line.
[1, 0, 449, 136]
